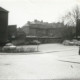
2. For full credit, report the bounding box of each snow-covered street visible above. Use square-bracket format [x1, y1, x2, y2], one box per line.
[0, 44, 80, 79]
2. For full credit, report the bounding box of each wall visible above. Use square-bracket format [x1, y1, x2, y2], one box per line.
[0, 11, 8, 45]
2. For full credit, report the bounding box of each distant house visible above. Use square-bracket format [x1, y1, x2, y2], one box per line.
[12, 28, 26, 45]
[8, 25, 17, 42]
[0, 7, 8, 46]
[16, 28, 26, 40]
[22, 21, 64, 43]
[22, 22, 64, 38]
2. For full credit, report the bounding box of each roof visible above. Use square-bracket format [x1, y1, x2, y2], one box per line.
[23, 23, 29, 27]
[0, 7, 8, 12]
[22, 22, 64, 29]
[23, 23, 56, 29]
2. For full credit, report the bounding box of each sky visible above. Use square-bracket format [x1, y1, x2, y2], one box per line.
[0, 0, 79, 27]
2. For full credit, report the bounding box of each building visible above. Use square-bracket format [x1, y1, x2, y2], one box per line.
[8, 25, 17, 42]
[22, 22, 64, 37]
[12, 28, 26, 45]
[0, 7, 8, 46]
[22, 21, 64, 43]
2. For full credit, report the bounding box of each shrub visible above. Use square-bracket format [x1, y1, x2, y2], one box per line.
[2, 46, 36, 53]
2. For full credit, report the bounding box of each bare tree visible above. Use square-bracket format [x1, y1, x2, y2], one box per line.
[61, 5, 80, 38]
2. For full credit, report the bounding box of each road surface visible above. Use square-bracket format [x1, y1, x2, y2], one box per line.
[0, 44, 80, 79]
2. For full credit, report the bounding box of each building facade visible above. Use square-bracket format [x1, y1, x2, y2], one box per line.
[8, 25, 17, 42]
[22, 22, 64, 37]
[22, 22, 64, 43]
[0, 7, 8, 46]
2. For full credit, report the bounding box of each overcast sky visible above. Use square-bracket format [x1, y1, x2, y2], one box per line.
[0, 0, 79, 27]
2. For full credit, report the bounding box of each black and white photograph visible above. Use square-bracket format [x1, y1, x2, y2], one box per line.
[0, 0, 80, 80]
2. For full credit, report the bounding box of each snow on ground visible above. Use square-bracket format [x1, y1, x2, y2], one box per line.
[0, 44, 80, 79]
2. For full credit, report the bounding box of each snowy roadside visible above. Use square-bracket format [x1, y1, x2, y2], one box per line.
[58, 55, 80, 64]
[0, 44, 80, 79]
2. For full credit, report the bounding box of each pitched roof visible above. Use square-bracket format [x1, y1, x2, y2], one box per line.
[0, 7, 8, 12]
[23, 23, 58, 29]
[22, 22, 64, 29]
